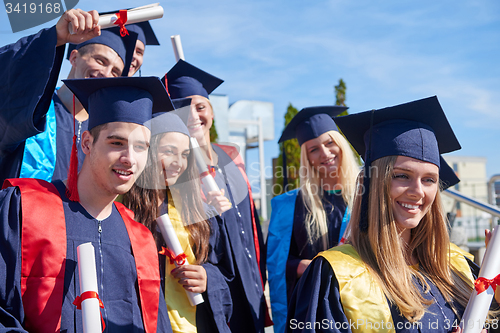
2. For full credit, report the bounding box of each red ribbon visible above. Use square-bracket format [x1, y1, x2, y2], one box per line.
[113, 10, 129, 37]
[474, 274, 500, 294]
[159, 247, 187, 266]
[73, 291, 106, 331]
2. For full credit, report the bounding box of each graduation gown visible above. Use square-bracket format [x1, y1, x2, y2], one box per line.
[0, 26, 87, 185]
[0, 180, 173, 332]
[286, 244, 479, 333]
[157, 197, 233, 333]
[267, 189, 349, 333]
[209, 144, 268, 333]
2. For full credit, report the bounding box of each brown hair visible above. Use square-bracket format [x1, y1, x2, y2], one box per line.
[123, 133, 211, 264]
[348, 156, 474, 322]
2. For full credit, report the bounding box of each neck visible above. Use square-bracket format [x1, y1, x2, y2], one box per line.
[57, 85, 88, 122]
[321, 176, 341, 191]
[73, 167, 117, 220]
[196, 133, 217, 165]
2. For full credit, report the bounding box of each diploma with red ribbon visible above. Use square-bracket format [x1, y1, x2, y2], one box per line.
[69, 3, 164, 34]
[460, 226, 500, 333]
[75, 242, 104, 333]
[156, 213, 204, 306]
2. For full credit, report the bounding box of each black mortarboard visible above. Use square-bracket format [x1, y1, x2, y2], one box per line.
[150, 112, 190, 137]
[66, 27, 138, 77]
[164, 60, 224, 99]
[334, 96, 461, 168]
[278, 106, 348, 145]
[439, 156, 460, 190]
[63, 76, 173, 130]
[334, 96, 461, 231]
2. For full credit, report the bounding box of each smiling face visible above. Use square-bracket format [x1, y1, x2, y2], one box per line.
[69, 44, 124, 78]
[390, 156, 439, 240]
[157, 132, 191, 186]
[304, 132, 342, 180]
[129, 40, 145, 76]
[186, 95, 213, 144]
[83, 122, 151, 197]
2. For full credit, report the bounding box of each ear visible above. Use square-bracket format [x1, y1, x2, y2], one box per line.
[81, 130, 93, 154]
[69, 49, 79, 66]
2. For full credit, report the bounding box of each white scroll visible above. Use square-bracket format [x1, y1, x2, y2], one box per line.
[170, 35, 185, 62]
[76, 242, 102, 333]
[460, 226, 500, 333]
[69, 3, 164, 34]
[156, 213, 204, 306]
[190, 137, 220, 194]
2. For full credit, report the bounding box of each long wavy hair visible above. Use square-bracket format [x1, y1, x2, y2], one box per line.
[347, 156, 475, 322]
[299, 130, 359, 250]
[123, 133, 211, 264]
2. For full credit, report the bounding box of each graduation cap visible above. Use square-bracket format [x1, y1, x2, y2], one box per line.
[439, 156, 460, 190]
[278, 106, 347, 188]
[334, 96, 461, 231]
[66, 27, 138, 77]
[279, 106, 348, 146]
[150, 112, 190, 137]
[163, 60, 224, 99]
[62, 76, 173, 202]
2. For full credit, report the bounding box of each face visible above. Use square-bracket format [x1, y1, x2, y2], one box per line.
[186, 95, 213, 143]
[70, 44, 124, 78]
[157, 132, 190, 186]
[390, 156, 439, 237]
[129, 40, 145, 76]
[304, 132, 342, 179]
[82, 122, 151, 197]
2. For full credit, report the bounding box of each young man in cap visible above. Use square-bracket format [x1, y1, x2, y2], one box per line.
[0, 76, 174, 332]
[0, 9, 138, 184]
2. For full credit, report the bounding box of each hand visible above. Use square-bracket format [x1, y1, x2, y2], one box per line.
[171, 265, 207, 293]
[56, 9, 100, 46]
[207, 189, 232, 215]
[297, 259, 312, 278]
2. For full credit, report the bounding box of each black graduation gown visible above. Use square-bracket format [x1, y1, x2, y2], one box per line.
[0, 26, 87, 185]
[0, 181, 173, 332]
[286, 190, 347, 300]
[286, 254, 481, 333]
[210, 145, 267, 333]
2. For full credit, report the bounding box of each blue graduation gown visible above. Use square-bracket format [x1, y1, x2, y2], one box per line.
[0, 26, 87, 185]
[0, 180, 173, 332]
[210, 145, 267, 333]
[286, 255, 480, 333]
[157, 201, 233, 333]
[267, 189, 348, 333]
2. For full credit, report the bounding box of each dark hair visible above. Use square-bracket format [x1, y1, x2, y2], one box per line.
[88, 123, 108, 144]
[123, 133, 211, 264]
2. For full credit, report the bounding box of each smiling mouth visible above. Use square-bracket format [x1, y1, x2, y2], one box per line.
[114, 169, 133, 177]
[188, 123, 203, 130]
[399, 202, 420, 210]
[321, 157, 336, 165]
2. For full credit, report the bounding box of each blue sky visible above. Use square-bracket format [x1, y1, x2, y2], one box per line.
[2, 0, 499, 188]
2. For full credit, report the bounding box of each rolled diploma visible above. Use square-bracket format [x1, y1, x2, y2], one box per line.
[460, 226, 500, 333]
[190, 137, 220, 193]
[171, 35, 185, 62]
[156, 214, 204, 306]
[77, 242, 102, 333]
[69, 4, 164, 34]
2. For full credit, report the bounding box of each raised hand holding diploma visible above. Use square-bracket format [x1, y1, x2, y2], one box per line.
[459, 226, 500, 333]
[68, 3, 164, 35]
[156, 213, 205, 306]
[74, 242, 104, 333]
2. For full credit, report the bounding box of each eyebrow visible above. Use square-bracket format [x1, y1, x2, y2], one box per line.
[393, 166, 438, 177]
[107, 135, 150, 147]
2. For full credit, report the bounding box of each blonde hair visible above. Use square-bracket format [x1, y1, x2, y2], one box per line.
[299, 130, 359, 249]
[348, 156, 474, 322]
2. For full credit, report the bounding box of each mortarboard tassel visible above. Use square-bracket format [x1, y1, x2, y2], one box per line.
[66, 94, 80, 202]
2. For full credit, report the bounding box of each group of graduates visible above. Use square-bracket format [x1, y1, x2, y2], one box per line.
[0, 6, 499, 333]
